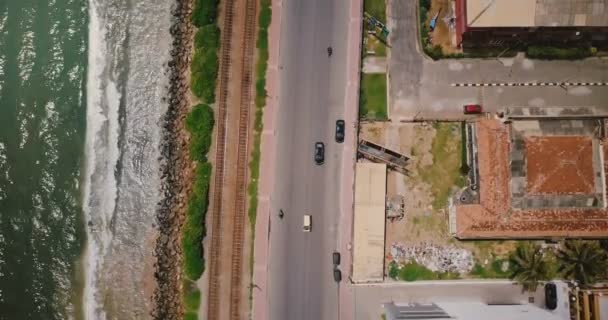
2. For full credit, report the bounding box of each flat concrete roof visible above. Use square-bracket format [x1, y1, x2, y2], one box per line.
[467, 0, 608, 27]
[352, 162, 386, 283]
[467, 0, 536, 27]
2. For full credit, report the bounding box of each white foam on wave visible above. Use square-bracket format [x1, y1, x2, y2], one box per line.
[82, 0, 122, 319]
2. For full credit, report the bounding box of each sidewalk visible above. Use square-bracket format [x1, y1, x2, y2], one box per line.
[252, 0, 282, 319]
[338, 0, 363, 319]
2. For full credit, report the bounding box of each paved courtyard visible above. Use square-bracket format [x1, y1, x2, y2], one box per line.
[387, 0, 608, 120]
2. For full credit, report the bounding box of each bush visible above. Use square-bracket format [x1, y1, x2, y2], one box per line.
[526, 46, 591, 60]
[184, 287, 201, 311]
[190, 47, 219, 102]
[186, 104, 215, 161]
[182, 162, 213, 280]
[183, 312, 198, 320]
[425, 45, 443, 60]
[192, 0, 219, 27]
[194, 24, 220, 50]
[399, 262, 436, 281]
[420, 0, 431, 10]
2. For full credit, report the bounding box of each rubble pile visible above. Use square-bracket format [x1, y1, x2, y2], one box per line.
[390, 242, 475, 274]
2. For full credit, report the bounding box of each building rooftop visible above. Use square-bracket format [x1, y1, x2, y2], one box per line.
[466, 0, 608, 28]
[454, 119, 608, 239]
[352, 162, 386, 282]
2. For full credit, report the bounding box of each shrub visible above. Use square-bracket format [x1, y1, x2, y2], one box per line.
[190, 47, 219, 102]
[425, 45, 443, 60]
[192, 0, 219, 27]
[182, 162, 213, 280]
[183, 287, 201, 311]
[186, 104, 215, 161]
[420, 0, 431, 10]
[194, 24, 220, 50]
[526, 46, 591, 60]
[183, 312, 198, 320]
[399, 262, 436, 281]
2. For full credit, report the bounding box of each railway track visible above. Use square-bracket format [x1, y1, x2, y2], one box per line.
[229, 0, 257, 318]
[207, 0, 258, 318]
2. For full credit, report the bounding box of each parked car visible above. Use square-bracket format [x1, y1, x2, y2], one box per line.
[333, 252, 341, 266]
[314, 142, 325, 165]
[333, 269, 342, 282]
[335, 120, 345, 143]
[545, 282, 557, 310]
[463, 104, 483, 114]
[303, 215, 312, 232]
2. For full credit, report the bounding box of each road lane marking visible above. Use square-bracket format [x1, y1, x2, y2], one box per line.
[452, 82, 608, 87]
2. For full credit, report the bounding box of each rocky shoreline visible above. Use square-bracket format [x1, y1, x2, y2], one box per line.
[152, 0, 195, 319]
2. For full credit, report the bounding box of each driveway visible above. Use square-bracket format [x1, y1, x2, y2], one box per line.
[387, 0, 608, 120]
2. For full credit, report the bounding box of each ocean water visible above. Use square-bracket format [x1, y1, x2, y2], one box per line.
[0, 0, 173, 318]
[0, 0, 87, 318]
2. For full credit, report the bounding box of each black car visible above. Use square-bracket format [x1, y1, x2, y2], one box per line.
[333, 252, 341, 266]
[335, 120, 345, 143]
[545, 282, 557, 310]
[314, 142, 325, 165]
[333, 269, 342, 282]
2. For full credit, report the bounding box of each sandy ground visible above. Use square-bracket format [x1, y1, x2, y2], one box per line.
[428, 0, 459, 53]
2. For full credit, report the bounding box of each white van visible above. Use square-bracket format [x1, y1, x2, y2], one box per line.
[303, 215, 311, 232]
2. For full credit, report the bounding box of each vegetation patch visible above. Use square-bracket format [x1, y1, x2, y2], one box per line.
[418, 123, 466, 209]
[181, 0, 220, 318]
[360, 74, 387, 120]
[470, 259, 511, 279]
[183, 283, 202, 312]
[364, 0, 386, 23]
[388, 261, 458, 281]
[526, 46, 592, 60]
[248, 0, 272, 227]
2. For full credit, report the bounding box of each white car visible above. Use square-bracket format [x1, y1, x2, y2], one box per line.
[303, 215, 311, 232]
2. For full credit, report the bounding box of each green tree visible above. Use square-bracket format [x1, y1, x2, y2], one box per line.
[557, 240, 608, 286]
[509, 243, 550, 292]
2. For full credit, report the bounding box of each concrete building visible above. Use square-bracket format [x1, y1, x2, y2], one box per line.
[384, 302, 562, 320]
[455, 0, 608, 48]
[352, 162, 387, 283]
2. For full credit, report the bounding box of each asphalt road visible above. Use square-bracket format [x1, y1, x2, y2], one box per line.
[267, 0, 350, 319]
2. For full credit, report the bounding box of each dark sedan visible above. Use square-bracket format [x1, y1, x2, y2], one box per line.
[314, 142, 325, 165]
[335, 120, 345, 143]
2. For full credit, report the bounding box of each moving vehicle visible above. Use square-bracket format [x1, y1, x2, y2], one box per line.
[314, 142, 325, 165]
[463, 104, 483, 114]
[545, 282, 557, 310]
[333, 269, 342, 282]
[335, 120, 345, 143]
[332, 252, 341, 266]
[327, 46, 332, 57]
[303, 214, 312, 232]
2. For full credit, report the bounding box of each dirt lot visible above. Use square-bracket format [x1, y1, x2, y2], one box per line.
[526, 136, 595, 195]
[360, 121, 521, 278]
[427, 0, 459, 54]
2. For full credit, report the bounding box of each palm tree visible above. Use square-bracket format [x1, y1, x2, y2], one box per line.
[509, 242, 550, 292]
[557, 240, 608, 287]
